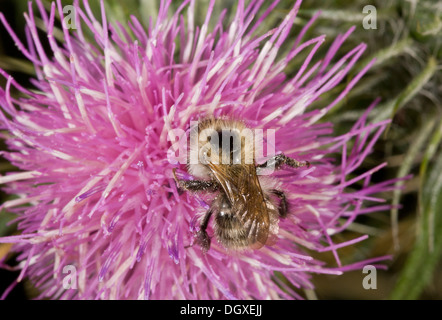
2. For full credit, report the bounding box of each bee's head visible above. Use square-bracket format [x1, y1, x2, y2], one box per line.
[199, 128, 252, 166]
[186, 118, 255, 179]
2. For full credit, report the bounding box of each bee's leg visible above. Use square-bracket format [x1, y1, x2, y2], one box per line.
[173, 168, 218, 192]
[196, 209, 213, 253]
[258, 154, 310, 171]
[272, 189, 288, 218]
[176, 180, 219, 192]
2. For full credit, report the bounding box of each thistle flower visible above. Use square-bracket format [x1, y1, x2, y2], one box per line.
[0, 0, 400, 300]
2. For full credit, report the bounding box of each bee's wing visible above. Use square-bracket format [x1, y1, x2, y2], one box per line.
[206, 162, 240, 204]
[239, 164, 274, 249]
[207, 162, 272, 248]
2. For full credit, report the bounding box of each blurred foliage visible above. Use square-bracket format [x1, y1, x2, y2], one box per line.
[0, 0, 441, 299]
[293, 0, 442, 300]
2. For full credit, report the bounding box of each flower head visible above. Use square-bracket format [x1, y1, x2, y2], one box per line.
[0, 0, 398, 299]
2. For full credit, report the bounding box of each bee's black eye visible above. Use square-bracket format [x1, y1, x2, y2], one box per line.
[205, 129, 242, 164]
[217, 131, 225, 151]
[207, 131, 234, 151]
[217, 131, 236, 152]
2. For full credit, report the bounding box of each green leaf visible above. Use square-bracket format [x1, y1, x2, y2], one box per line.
[298, 9, 389, 22]
[371, 56, 438, 125]
[325, 38, 414, 120]
[390, 124, 442, 299]
[0, 208, 17, 237]
[390, 117, 437, 251]
[355, 38, 413, 72]
[0, 56, 35, 75]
